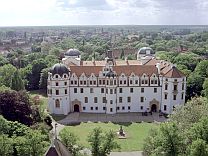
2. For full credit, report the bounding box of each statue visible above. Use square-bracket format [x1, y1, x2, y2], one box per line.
[119, 126, 125, 136]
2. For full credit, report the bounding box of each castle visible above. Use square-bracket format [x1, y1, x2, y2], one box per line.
[47, 47, 186, 115]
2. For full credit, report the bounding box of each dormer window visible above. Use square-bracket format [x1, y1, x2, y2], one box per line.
[55, 75, 58, 78]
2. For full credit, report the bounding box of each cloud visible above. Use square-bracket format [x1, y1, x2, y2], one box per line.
[0, 0, 208, 26]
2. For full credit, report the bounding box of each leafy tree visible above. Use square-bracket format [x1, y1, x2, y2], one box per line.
[26, 59, 47, 90]
[0, 134, 13, 156]
[39, 68, 50, 92]
[49, 47, 61, 57]
[0, 64, 16, 87]
[194, 60, 208, 78]
[15, 130, 49, 156]
[59, 128, 83, 156]
[88, 127, 120, 156]
[0, 90, 33, 126]
[0, 55, 9, 66]
[10, 70, 25, 91]
[188, 139, 208, 156]
[203, 78, 208, 99]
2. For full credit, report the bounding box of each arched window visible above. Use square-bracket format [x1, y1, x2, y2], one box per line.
[55, 99, 60, 108]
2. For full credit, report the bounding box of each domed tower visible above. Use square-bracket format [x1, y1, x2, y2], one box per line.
[47, 63, 70, 115]
[62, 49, 81, 66]
[137, 47, 155, 60]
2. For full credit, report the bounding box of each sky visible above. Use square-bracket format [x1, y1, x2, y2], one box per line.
[0, 0, 208, 26]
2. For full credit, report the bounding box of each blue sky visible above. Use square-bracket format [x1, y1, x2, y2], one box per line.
[0, 0, 208, 26]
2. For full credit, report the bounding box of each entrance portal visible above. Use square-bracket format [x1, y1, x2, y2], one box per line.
[151, 104, 157, 112]
[74, 104, 80, 112]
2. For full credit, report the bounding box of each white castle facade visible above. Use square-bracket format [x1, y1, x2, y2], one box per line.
[47, 47, 186, 115]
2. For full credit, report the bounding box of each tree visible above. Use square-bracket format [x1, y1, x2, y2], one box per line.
[188, 139, 208, 156]
[59, 128, 82, 156]
[203, 78, 208, 99]
[0, 55, 9, 66]
[88, 127, 119, 156]
[0, 134, 13, 156]
[14, 130, 48, 156]
[39, 68, 49, 92]
[10, 70, 24, 91]
[0, 64, 16, 87]
[0, 90, 33, 126]
[26, 59, 47, 90]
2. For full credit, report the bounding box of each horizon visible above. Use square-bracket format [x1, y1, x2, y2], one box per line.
[1, 0, 208, 26]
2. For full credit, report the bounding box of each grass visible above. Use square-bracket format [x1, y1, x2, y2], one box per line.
[63, 122, 158, 151]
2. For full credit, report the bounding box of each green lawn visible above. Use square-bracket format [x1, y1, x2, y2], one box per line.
[63, 122, 158, 151]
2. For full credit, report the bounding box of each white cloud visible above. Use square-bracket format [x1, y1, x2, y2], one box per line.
[0, 0, 207, 26]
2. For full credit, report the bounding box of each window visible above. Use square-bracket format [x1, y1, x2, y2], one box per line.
[107, 80, 109, 85]
[140, 106, 143, 110]
[84, 97, 88, 103]
[114, 89, 117, 94]
[154, 88, 157, 93]
[141, 88, 144, 93]
[103, 107, 106, 110]
[181, 93, 184, 100]
[155, 80, 157, 84]
[128, 106, 131, 110]
[64, 75, 67, 78]
[99, 80, 102, 85]
[74, 88, 77, 93]
[174, 85, 177, 91]
[94, 81, 96, 85]
[80, 81, 83, 85]
[103, 80, 105, 85]
[110, 108, 113, 112]
[119, 88, 123, 93]
[74, 81, 77, 85]
[91, 107, 93, 110]
[135, 80, 138, 84]
[55, 75, 58, 78]
[119, 97, 122, 103]
[84, 81, 86, 85]
[95, 107, 98, 110]
[64, 82, 67, 86]
[101, 88, 104, 93]
[56, 90, 59, 95]
[117, 107, 120, 110]
[110, 100, 113, 104]
[94, 97, 98, 103]
[106, 88, 108, 94]
[122, 106, 125, 110]
[141, 80, 144, 84]
[120, 80, 122, 85]
[71, 81, 73, 85]
[55, 99, 60, 108]
[80, 88, 84, 93]
[164, 105, 167, 111]
[110, 89, 113, 94]
[124, 80, 126, 84]
[110, 80, 113, 85]
[102, 97, 107, 103]
[140, 97, 144, 102]
[114, 80, 116, 85]
[65, 89, 67, 94]
[173, 95, 177, 100]
[151, 80, 154, 84]
[145, 80, 148, 84]
[83, 107, 86, 110]
[90, 81, 92, 85]
[165, 84, 168, 90]
[56, 82, 59, 86]
[164, 94, 168, 100]
[127, 97, 131, 103]
[130, 88, 133, 93]
[90, 88, 94, 93]
[130, 80, 133, 84]
[182, 83, 184, 90]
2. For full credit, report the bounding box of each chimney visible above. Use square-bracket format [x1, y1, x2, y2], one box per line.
[156, 63, 161, 74]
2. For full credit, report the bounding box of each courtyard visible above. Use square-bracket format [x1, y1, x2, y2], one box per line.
[57, 112, 167, 125]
